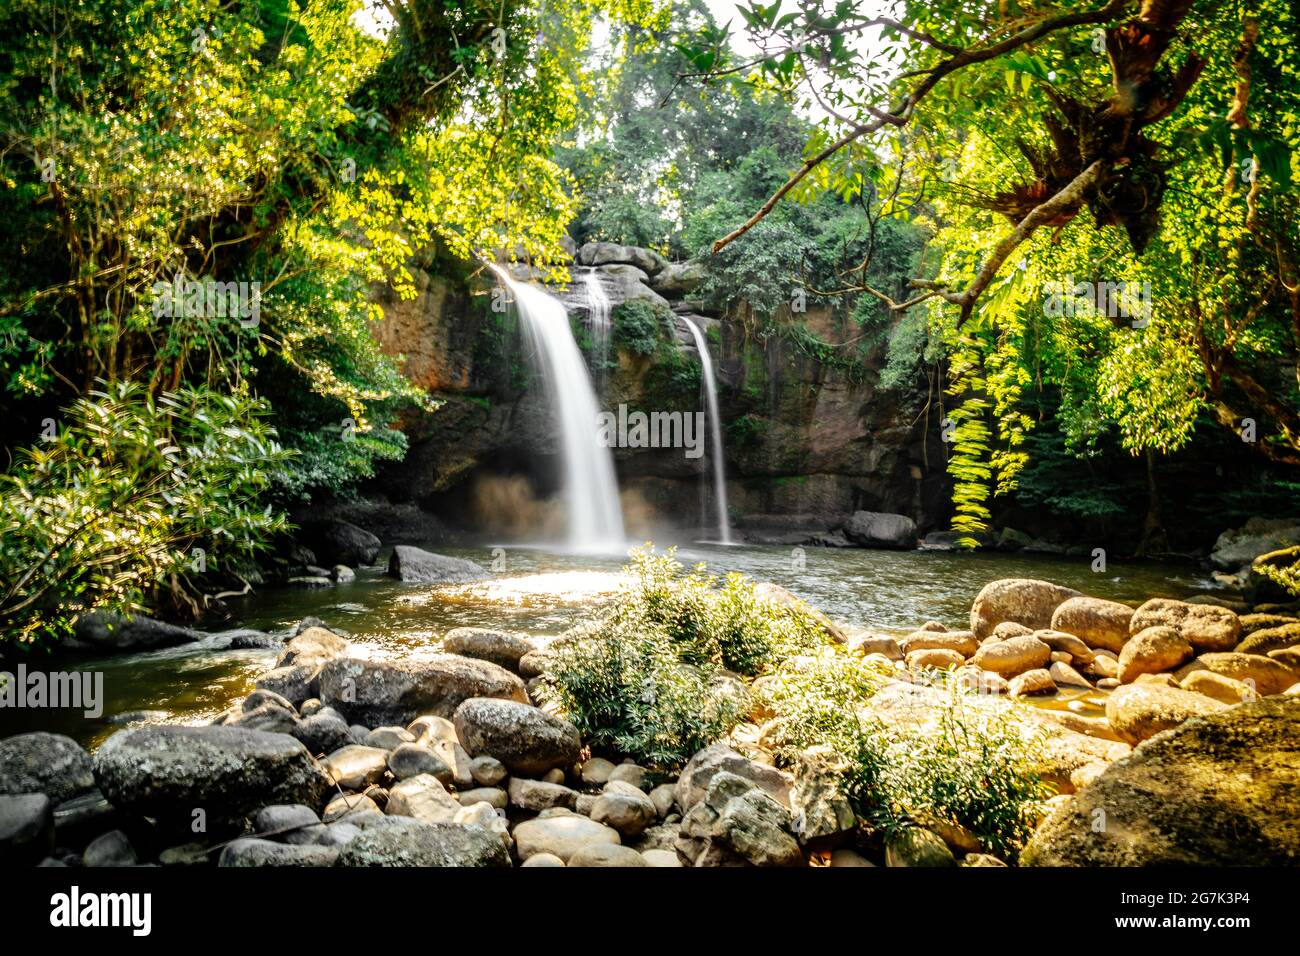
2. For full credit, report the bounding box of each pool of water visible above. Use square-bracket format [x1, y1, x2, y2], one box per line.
[1, 540, 1218, 747]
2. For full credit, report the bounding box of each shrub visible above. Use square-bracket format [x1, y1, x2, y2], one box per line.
[0, 382, 291, 645]
[540, 616, 749, 772]
[612, 301, 666, 357]
[538, 544, 833, 770]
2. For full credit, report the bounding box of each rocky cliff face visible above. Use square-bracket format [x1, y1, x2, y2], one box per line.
[368, 244, 949, 539]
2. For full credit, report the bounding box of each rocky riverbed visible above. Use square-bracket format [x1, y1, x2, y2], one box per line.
[2, 576, 1298, 868]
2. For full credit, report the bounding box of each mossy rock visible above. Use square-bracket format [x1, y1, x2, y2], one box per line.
[1235, 622, 1300, 655]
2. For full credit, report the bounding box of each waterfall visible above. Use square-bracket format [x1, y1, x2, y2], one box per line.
[582, 270, 612, 372]
[489, 265, 625, 550]
[683, 316, 732, 544]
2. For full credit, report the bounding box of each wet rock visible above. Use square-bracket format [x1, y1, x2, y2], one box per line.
[1129, 598, 1241, 653]
[678, 771, 802, 867]
[884, 827, 957, 867]
[970, 634, 1052, 678]
[1174, 652, 1299, 697]
[842, 511, 917, 550]
[219, 838, 340, 867]
[442, 627, 535, 672]
[514, 811, 621, 863]
[387, 545, 485, 584]
[297, 518, 381, 568]
[319, 655, 527, 726]
[83, 829, 137, 867]
[970, 579, 1081, 640]
[1024, 698, 1300, 865]
[385, 774, 461, 823]
[68, 611, 201, 653]
[453, 697, 580, 777]
[0, 794, 53, 864]
[93, 726, 330, 826]
[1105, 683, 1228, 745]
[1050, 596, 1135, 652]
[1117, 626, 1194, 683]
[0, 732, 95, 803]
[675, 743, 793, 813]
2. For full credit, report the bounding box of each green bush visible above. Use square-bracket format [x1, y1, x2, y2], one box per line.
[612, 301, 666, 357]
[0, 382, 291, 645]
[538, 544, 833, 770]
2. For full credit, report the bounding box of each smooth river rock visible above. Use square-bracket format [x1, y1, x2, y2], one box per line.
[1128, 598, 1241, 652]
[1049, 596, 1134, 653]
[453, 697, 580, 777]
[0, 732, 95, 803]
[93, 726, 331, 825]
[387, 545, 485, 584]
[970, 579, 1081, 640]
[1104, 683, 1228, 745]
[338, 821, 511, 866]
[318, 655, 527, 725]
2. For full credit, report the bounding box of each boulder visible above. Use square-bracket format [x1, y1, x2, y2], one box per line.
[970, 634, 1052, 678]
[1129, 598, 1241, 652]
[1180, 670, 1255, 704]
[1008, 668, 1056, 696]
[387, 545, 485, 584]
[290, 713, 353, 757]
[577, 241, 667, 275]
[678, 771, 802, 867]
[590, 789, 658, 838]
[253, 804, 324, 845]
[1024, 698, 1300, 865]
[650, 260, 706, 295]
[441, 627, 535, 672]
[388, 743, 452, 783]
[508, 778, 578, 812]
[580, 757, 616, 785]
[971, 579, 1081, 639]
[884, 827, 957, 867]
[1116, 626, 1194, 683]
[1174, 652, 1299, 697]
[905, 648, 965, 671]
[0, 732, 95, 803]
[1104, 683, 1228, 745]
[1236, 623, 1300, 655]
[1033, 630, 1096, 663]
[790, 747, 856, 848]
[320, 745, 390, 790]
[67, 611, 200, 653]
[1211, 518, 1300, 570]
[1049, 596, 1134, 652]
[219, 839, 340, 867]
[841, 511, 917, 550]
[453, 697, 580, 777]
[318, 655, 527, 725]
[338, 821, 510, 866]
[514, 811, 622, 863]
[0, 794, 53, 864]
[1048, 660, 1092, 689]
[276, 626, 349, 669]
[899, 630, 979, 657]
[675, 743, 793, 813]
[385, 774, 461, 823]
[93, 726, 331, 825]
[296, 518, 381, 568]
[82, 828, 137, 866]
[569, 843, 652, 867]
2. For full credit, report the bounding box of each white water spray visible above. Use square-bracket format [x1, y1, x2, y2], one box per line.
[489, 265, 625, 550]
[683, 316, 732, 544]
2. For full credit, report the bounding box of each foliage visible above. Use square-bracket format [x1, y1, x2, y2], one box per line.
[0, 382, 290, 645]
[760, 664, 1050, 859]
[611, 301, 667, 357]
[539, 544, 832, 768]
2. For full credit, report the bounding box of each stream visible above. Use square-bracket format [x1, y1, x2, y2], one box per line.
[1, 542, 1216, 748]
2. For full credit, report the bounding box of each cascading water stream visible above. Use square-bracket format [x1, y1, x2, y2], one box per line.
[489, 264, 625, 551]
[683, 316, 732, 544]
[582, 270, 612, 376]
